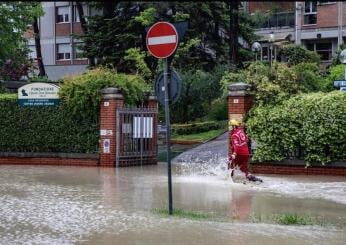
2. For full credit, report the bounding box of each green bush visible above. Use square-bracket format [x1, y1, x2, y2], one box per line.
[171, 64, 229, 123]
[59, 67, 150, 121]
[279, 44, 320, 66]
[172, 120, 227, 135]
[207, 97, 228, 121]
[221, 61, 328, 106]
[0, 95, 98, 153]
[246, 91, 346, 165]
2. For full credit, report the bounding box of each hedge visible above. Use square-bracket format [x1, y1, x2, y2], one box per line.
[172, 120, 227, 135]
[0, 94, 98, 153]
[246, 91, 346, 165]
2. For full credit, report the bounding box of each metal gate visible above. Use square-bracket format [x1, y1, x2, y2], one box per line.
[116, 106, 158, 167]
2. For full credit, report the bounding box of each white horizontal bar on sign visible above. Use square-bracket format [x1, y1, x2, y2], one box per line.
[148, 35, 176, 45]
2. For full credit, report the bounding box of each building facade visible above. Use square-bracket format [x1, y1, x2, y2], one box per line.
[27, 1, 346, 80]
[25, 2, 92, 81]
[244, 1, 345, 66]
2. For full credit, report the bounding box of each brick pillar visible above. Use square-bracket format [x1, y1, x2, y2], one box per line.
[228, 83, 253, 160]
[99, 87, 124, 167]
[147, 95, 158, 109]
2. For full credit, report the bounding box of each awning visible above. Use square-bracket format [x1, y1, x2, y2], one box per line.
[259, 33, 293, 43]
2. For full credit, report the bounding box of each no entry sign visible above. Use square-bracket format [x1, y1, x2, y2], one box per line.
[146, 22, 178, 59]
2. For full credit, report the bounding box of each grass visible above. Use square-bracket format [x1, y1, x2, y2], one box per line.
[251, 213, 317, 226]
[275, 214, 314, 225]
[152, 208, 214, 221]
[171, 128, 226, 142]
[153, 209, 328, 227]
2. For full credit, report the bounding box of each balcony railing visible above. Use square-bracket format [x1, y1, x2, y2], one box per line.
[256, 12, 295, 29]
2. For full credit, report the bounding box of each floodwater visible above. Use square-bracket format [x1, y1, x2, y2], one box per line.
[0, 163, 345, 245]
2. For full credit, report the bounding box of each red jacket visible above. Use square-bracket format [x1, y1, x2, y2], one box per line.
[230, 127, 249, 155]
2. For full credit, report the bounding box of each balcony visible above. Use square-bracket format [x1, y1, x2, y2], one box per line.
[256, 12, 295, 29]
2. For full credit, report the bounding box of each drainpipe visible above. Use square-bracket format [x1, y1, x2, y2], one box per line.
[338, 1, 343, 47]
[295, 1, 301, 45]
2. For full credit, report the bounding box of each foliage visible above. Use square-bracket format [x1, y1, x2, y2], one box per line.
[291, 62, 328, 92]
[0, 95, 98, 153]
[171, 129, 226, 142]
[0, 48, 33, 80]
[78, 2, 257, 72]
[172, 120, 227, 135]
[169, 64, 229, 123]
[0, 2, 43, 80]
[246, 91, 346, 165]
[207, 97, 228, 121]
[152, 208, 212, 220]
[134, 7, 156, 27]
[59, 67, 149, 121]
[279, 44, 320, 66]
[124, 48, 152, 81]
[328, 64, 345, 81]
[275, 214, 313, 226]
[331, 43, 346, 66]
[221, 61, 328, 105]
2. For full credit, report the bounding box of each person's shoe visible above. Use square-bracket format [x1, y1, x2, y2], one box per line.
[247, 174, 263, 183]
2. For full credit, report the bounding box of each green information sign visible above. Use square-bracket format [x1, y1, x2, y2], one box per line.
[18, 83, 60, 106]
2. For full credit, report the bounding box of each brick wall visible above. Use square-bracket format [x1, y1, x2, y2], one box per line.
[228, 96, 253, 115]
[317, 3, 338, 28]
[73, 23, 83, 35]
[251, 163, 346, 176]
[56, 23, 70, 36]
[56, 60, 72, 65]
[0, 157, 98, 167]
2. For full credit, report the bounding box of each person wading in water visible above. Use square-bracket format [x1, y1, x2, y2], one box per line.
[228, 119, 262, 183]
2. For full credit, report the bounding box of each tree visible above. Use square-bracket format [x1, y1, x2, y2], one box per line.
[77, 2, 257, 73]
[74, 1, 96, 66]
[229, 1, 240, 66]
[33, 16, 46, 77]
[0, 2, 44, 79]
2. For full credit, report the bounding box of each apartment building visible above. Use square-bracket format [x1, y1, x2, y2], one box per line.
[244, 1, 345, 66]
[27, 1, 345, 80]
[25, 2, 92, 81]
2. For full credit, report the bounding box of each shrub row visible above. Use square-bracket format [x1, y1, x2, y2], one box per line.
[0, 94, 99, 153]
[172, 120, 227, 135]
[246, 91, 346, 165]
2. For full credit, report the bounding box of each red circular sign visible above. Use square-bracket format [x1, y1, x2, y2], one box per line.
[146, 22, 178, 59]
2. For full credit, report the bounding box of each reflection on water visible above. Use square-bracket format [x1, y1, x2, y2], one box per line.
[0, 164, 345, 244]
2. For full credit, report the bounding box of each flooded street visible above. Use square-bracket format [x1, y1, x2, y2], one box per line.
[0, 164, 345, 245]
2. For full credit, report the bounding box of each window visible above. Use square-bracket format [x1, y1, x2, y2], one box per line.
[56, 6, 69, 23]
[316, 42, 332, 61]
[305, 42, 332, 61]
[73, 43, 86, 59]
[73, 5, 87, 22]
[56, 44, 71, 60]
[304, 1, 317, 25]
[262, 47, 269, 61]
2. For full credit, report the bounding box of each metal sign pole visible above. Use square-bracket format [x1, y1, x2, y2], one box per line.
[163, 58, 173, 215]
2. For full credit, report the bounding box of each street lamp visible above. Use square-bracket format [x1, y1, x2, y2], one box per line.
[269, 33, 275, 68]
[339, 49, 346, 80]
[251, 42, 261, 61]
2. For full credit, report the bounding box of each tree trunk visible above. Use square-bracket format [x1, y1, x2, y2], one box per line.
[33, 16, 46, 77]
[75, 1, 95, 66]
[76, 1, 87, 34]
[229, 0, 239, 66]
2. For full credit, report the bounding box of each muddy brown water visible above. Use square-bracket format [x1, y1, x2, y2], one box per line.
[0, 164, 345, 245]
